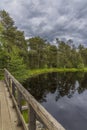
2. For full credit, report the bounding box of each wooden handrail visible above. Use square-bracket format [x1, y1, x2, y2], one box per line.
[4, 68, 65, 130]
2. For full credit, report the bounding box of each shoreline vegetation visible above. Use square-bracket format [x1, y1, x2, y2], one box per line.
[1, 68, 87, 81]
[28, 68, 87, 78]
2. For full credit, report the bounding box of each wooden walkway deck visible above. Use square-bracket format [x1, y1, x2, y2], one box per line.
[0, 69, 66, 130]
[0, 81, 23, 130]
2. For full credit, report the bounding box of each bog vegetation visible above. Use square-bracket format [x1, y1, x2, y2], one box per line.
[0, 10, 87, 81]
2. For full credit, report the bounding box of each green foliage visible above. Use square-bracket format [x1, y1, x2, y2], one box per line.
[78, 45, 87, 67]
[77, 63, 84, 69]
[28, 37, 47, 69]
[46, 45, 57, 68]
[8, 47, 28, 82]
[0, 49, 9, 68]
[0, 10, 27, 58]
[1, 9, 87, 82]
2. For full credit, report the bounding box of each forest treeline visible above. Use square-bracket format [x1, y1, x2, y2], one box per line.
[0, 10, 87, 80]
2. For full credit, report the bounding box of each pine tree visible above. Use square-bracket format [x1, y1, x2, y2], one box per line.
[8, 46, 28, 82]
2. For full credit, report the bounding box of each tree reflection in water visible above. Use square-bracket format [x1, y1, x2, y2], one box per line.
[23, 72, 87, 130]
[23, 72, 87, 103]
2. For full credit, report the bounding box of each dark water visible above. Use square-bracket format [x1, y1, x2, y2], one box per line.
[23, 72, 87, 130]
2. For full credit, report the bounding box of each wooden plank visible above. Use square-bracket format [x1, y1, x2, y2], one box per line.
[0, 81, 12, 130]
[4, 83, 24, 130]
[0, 97, 2, 130]
[0, 81, 24, 130]
[6, 82, 28, 130]
[5, 69, 66, 130]
[22, 105, 28, 111]
[11, 94, 28, 130]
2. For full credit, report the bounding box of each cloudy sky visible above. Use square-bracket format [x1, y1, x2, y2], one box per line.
[0, 0, 87, 45]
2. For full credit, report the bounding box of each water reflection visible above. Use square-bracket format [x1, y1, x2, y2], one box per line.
[23, 72, 87, 130]
[24, 72, 87, 102]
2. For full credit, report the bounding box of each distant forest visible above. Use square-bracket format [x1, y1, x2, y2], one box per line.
[0, 10, 87, 80]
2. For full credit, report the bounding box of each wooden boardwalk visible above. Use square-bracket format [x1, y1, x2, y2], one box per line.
[0, 80, 23, 130]
[0, 69, 66, 130]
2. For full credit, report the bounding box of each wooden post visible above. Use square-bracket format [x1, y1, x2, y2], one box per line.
[8, 77, 12, 98]
[9, 77, 11, 88]
[17, 90, 22, 112]
[17, 89, 22, 126]
[8, 77, 10, 87]
[12, 82, 16, 108]
[28, 104, 36, 130]
[12, 82, 15, 97]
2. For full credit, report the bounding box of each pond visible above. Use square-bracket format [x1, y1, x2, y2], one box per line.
[23, 72, 87, 130]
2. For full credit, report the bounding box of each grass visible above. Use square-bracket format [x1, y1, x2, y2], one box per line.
[1, 67, 87, 80]
[27, 68, 87, 78]
[22, 110, 28, 123]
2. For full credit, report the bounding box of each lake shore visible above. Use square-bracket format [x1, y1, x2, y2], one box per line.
[27, 68, 87, 78]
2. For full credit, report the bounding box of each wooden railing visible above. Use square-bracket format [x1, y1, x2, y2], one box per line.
[4, 68, 65, 130]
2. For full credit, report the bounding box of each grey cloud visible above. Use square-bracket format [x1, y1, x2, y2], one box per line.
[0, 0, 87, 46]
